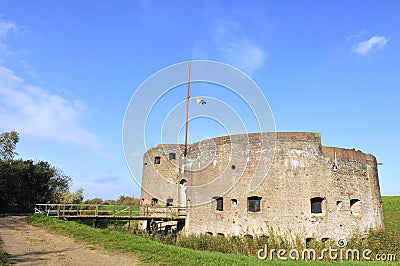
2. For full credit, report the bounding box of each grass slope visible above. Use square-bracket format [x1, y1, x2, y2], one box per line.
[382, 196, 400, 231]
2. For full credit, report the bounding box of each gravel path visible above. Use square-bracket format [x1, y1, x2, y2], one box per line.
[0, 216, 139, 265]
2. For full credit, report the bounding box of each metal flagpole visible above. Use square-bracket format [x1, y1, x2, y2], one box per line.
[184, 61, 191, 157]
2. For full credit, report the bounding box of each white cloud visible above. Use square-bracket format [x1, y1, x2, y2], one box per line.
[0, 17, 23, 65]
[0, 65, 103, 151]
[353, 35, 389, 55]
[212, 20, 266, 75]
[193, 19, 266, 76]
[0, 18, 18, 38]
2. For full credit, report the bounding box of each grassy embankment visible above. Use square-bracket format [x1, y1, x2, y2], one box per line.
[382, 196, 400, 231]
[25, 196, 400, 265]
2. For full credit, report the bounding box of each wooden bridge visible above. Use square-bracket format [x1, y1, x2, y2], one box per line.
[35, 203, 187, 222]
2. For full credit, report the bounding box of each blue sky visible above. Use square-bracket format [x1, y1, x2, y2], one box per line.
[0, 1, 399, 199]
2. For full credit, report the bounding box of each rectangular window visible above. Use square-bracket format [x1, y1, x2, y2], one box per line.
[151, 198, 158, 206]
[166, 198, 173, 206]
[247, 196, 261, 212]
[168, 153, 176, 160]
[154, 156, 161, 164]
[311, 197, 324, 214]
[216, 197, 223, 211]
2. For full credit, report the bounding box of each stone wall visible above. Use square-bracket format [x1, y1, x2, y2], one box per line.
[140, 132, 384, 240]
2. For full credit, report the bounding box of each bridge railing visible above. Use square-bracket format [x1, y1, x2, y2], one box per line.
[140, 205, 187, 218]
[35, 204, 140, 218]
[35, 203, 187, 219]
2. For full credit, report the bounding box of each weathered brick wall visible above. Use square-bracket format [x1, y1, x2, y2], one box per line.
[140, 132, 384, 240]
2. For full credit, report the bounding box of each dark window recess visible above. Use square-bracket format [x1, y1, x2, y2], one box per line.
[154, 156, 161, 164]
[151, 198, 158, 206]
[169, 153, 176, 160]
[166, 198, 173, 206]
[216, 197, 223, 211]
[247, 196, 262, 212]
[311, 197, 324, 214]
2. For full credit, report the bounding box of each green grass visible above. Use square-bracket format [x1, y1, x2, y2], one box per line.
[24, 196, 400, 265]
[382, 196, 400, 231]
[101, 205, 140, 216]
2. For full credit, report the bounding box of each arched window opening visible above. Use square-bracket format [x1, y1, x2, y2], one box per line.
[350, 199, 362, 216]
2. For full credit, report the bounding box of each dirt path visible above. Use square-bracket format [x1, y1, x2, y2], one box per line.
[0, 216, 140, 265]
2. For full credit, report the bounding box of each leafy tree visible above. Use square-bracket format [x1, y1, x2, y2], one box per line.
[103, 195, 140, 206]
[0, 131, 79, 213]
[47, 168, 72, 202]
[0, 159, 75, 212]
[116, 195, 140, 205]
[83, 197, 104, 205]
[0, 130, 19, 161]
[54, 188, 84, 204]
